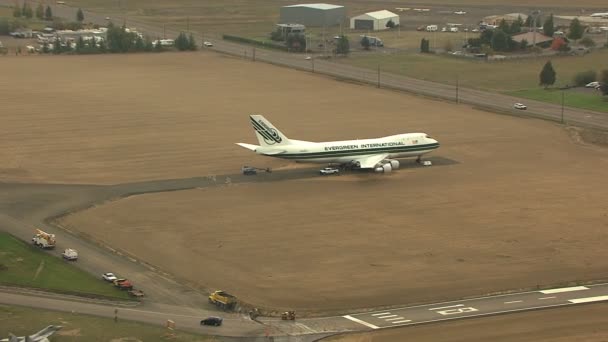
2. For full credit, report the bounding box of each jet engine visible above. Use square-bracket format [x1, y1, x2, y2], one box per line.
[387, 159, 400, 170]
[374, 163, 393, 173]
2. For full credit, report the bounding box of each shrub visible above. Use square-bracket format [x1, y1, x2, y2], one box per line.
[573, 70, 597, 86]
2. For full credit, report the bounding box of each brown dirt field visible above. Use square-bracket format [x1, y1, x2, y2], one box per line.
[47, 51, 608, 311]
[325, 304, 608, 342]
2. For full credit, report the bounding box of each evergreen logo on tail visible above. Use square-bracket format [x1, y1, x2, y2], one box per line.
[251, 116, 282, 145]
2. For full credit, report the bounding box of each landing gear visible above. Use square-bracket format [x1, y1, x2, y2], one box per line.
[416, 156, 432, 166]
[416, 156, 422, 164]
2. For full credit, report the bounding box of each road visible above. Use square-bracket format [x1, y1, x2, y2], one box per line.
[2, 1, 608, 340]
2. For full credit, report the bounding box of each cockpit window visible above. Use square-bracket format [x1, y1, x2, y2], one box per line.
[425, 135, 432, 139]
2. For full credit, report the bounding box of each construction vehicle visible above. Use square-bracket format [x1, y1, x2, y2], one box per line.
[208, 290, 237, 310]
[32, 229, 56, 249]
[281, 311, 296, 320]
[242, 165, 272, 175]
[61, 248, 78, 261]
[113, 279, 133, 290]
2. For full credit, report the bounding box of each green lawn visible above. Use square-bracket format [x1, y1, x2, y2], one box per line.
[0, 233, 130, 300]
[508, 88, 608, 112]
[0, 305, 215, 341]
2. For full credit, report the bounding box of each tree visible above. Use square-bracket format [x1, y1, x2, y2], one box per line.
[13, 4, 21, 17]
[385, 19, 395, 29]
[580, 37, 595, 48]
[22, 2, 33, 18]
[154, 37, 163, 52]
[335, 35, 349, 55]
[568, 18, 584, 41]
[519, 39, 528, 50]
[543, 14, 555, 37]
[361, 36, 370, 50]
[0, 18, 9, 35]
[175, 32, 188, 51]
[35, 3, 43, 19]
[573, 70, 596, 86]
[599, 70, 608, 96]
[53, 38, 61, 54]
[491, 29, 508, 51]
[286, 33, 305, 52]
[45, 5, 52, 20]
[188, 33, 197, 51]
[539, 61, 556, 88]
[76, 8, 84, 22]
[510, 15, 523, 33]
[270, 28, 283, 41]
[498, 19, 510, 34]
[76, 36, 85, 51]
[134, 35, 145, 51]
[420, 38, 430, 53]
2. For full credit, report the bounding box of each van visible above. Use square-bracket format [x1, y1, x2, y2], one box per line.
[426, 25, 438, 32]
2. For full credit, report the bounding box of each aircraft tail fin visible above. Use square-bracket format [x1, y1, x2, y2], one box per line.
[249, 115, 292, 147]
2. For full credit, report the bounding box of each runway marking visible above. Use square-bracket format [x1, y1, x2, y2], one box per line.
[568, 295, 608, 304]
[391, 319, 412, 324]
[429, 304, 463, 311]
[504, 300, 523, 304]
[540, 286, 588, 294]
[371, 312, 391, 316]
[378, 314, 397, 318]
[343, 315, 380, 329]
[538, 296, 556, 300]
[386, 317, 405, 321]
[437, 307, 478, 316]
[295, 322, 318, 333]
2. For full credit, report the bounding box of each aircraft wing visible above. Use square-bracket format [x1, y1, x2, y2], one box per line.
[352, 154, 389, 169]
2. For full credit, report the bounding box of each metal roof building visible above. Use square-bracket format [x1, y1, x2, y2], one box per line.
[280, 3, 346, 27]
[350, 10, 400, 30]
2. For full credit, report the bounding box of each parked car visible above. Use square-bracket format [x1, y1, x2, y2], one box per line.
[203, 41, 213, 47]
[514, 103, 527, 110]
[200, 316, 223, 326]
[319, 167, 340, 175]
[586, 81, 600, 88]
[102, 272, 118, 282]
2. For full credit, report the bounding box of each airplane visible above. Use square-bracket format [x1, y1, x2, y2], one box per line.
[1, 325, 62, 342]
[236, 115, 440, 173]
[590, 12, 608, 17]
[454, 10, 467, 15]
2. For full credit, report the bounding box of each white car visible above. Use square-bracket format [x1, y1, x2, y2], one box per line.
[319, 167, 340, 175]
[585, 81, 600, 88]
[513, 103, 527, 110]
[102, 272, 118, 282]
[203, 41, 213, 47]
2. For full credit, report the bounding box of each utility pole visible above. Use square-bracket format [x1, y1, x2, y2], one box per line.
[252, 47, 256, 62]
[561, 91, 565, 124]
[163, 24, 166, 39]
[377, 65, 380, 88]
[186, 16, 189, 32]
[311, 57, 314, 73]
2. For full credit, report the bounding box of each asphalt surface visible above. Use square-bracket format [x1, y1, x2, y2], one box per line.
[2, 1, 608, 340]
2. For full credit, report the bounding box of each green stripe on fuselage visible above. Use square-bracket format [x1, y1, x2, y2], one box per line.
[271, 143, 440, 159]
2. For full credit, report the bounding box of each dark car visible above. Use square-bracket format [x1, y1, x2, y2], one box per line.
[200, 316, 223, 326]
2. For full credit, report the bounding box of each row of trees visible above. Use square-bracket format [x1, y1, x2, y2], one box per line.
[14, 3, 52, 20]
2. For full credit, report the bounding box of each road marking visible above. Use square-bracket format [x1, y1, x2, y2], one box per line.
[429, 304, 463, 310]
[568, 295, 608, 304]
[343, 315, 380, 329]
[371, 312, 391, 316]
[391, 319, 412, 324]
[540, 286, 588, 294]
[538, 296, 556, 300]
[386, 317, 405, 321]
[504, 300, 523, 304]
[378, 314, 397, 318]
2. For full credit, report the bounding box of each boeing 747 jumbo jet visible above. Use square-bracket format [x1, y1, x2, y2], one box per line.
[236, 115, 440, 173]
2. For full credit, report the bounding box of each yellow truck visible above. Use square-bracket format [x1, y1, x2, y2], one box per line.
[208, 290, 237, 310]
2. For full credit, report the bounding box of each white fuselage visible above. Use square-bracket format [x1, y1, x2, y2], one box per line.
[255, 133, 439, 165]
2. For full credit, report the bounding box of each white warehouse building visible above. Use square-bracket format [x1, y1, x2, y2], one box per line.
[350, 10, 399, 30]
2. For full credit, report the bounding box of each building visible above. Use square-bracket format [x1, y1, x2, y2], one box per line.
[350, 10, 400, 30]
[511, 32, 553, 47]
[483, 13, 528, 26]
[280, 3, 346, 27]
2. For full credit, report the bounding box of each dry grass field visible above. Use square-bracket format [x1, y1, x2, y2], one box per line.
[11, 52, 601, 312]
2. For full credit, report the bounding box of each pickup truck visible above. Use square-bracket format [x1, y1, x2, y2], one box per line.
[319, 167, 340, 175]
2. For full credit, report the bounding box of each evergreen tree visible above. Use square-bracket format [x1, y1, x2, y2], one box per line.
[35, 3, 43, 19]
[98, 39, 107, 53]
[76, 8, 84, 22]
[76, 36, 85, 51]
[491, 30, 508, 51]
[13, 4, 21, 17]
[510, 15, 523, 33]
[519, 39, 528, 50]
[385, 19, 395, 29]
[498, 19, 510, 34]
[543, 14, 555, 37]
[45, 5, 52, 20]
[188, 33, 197, 51]
[53, 38, 61, 54]
[568, 18, 584, 41]
[599, 70, 608, 96]
[22, 2, 33, 18]
[134, 36, 145, 51]
[361, 36, 370, 50]
[154, 38, 163, 52]
[539, 61, 556, 88]
[336, 35, 349, 55]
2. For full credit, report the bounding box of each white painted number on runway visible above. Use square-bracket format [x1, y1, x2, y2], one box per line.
[436, 307, 479, 316]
